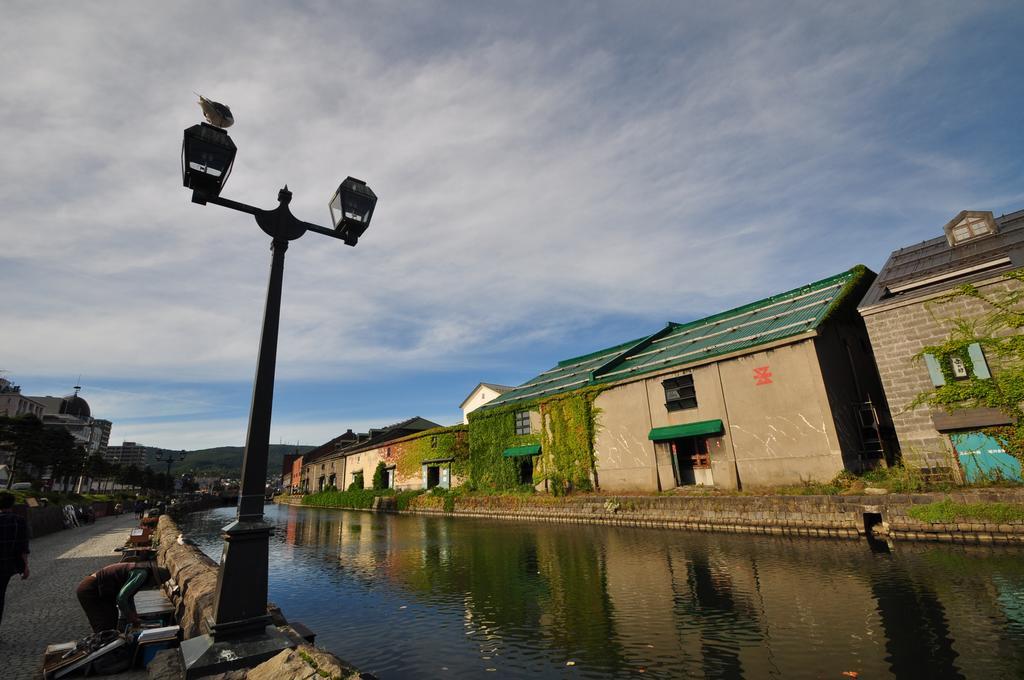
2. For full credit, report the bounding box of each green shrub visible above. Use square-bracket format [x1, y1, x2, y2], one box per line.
[394, 489, 425, 511]
[303, 488, 386, 509]
[372, 462, 387, 490]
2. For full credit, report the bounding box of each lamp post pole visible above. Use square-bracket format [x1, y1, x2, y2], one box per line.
[179, 124, 376, 676]
[155, 449, 186, 499]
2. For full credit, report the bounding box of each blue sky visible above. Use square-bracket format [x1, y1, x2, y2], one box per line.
[2, 1, 1023, 450]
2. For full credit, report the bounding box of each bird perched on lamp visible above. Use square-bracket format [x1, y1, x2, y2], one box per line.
[195, 93, 234, 128]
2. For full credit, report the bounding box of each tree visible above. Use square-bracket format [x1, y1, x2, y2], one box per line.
[118, 464, 142, 490]
[372, 461, 387, 490]
[0, 414, 47, 488]
[44, 429, 81, 492]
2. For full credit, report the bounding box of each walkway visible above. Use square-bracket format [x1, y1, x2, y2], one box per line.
[0, 513, 144, 679]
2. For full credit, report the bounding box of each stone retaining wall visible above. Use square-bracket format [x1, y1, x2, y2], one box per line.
[153, 515, 219, 638]
[17, 504, 66, 538]
[290, 489, 1024, 544]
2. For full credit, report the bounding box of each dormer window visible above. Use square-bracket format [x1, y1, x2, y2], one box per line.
[943, 210, 997, 247]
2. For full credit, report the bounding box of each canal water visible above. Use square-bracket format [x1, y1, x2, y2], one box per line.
[178, 504, 1024, 679]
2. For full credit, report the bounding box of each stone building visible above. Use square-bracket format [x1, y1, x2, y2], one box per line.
[858, 208, 1024, 481]
[0, 377, 45, 418]
[302, 418, 441, 493]
[481, 266, 893, 492]
[29, 387, 110, 455]
[300, 430, 360, 493]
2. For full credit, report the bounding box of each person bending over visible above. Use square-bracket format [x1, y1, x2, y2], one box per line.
[75, 560, 168, 632]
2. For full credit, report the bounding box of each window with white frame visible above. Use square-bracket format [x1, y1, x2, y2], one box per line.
[514, 410, 532, 435]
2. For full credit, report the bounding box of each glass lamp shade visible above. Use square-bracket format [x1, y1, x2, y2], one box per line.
[182, 123, 237, 197]
[329, 177, 377, 246]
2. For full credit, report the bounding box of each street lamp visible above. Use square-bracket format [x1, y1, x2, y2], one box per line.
[178, 122, 377, 677]
[154, 449, 187, 498]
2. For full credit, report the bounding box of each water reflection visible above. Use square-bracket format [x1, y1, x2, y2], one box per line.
[179, 505, 1024, 679]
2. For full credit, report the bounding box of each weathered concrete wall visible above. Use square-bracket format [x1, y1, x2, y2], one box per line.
[594, 338, 850, 492]
[719, 341, 843, 487]
[593, 381, 659, 491]
[860, 273, 1024, 471]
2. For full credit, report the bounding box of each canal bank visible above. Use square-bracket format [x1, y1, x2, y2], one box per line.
[149, 513, 366, 679]
[282, 488, 1024, 544]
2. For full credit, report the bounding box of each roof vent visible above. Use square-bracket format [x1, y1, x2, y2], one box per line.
[943, 210, 997, 247]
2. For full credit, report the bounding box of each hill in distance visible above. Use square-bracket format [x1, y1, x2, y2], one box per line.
[147, 444, 315, 478]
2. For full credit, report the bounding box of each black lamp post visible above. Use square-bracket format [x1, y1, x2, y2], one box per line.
[154, 449, 186, 498]
[178, 123, 377, 676]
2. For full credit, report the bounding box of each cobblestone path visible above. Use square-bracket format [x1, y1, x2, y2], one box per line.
[0, 513, 142, 679]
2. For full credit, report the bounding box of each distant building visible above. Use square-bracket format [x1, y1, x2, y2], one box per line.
[107, 441, 148, 467]
[0, 378, 45, 419]
[300, 429, 360, 493]
[859, 208, 1024, 482]
[459, 383, 514, 424]
[281, 451, 303, 493]
[302, 418, 441, 493]
[29, 387, 109, 455]
[94, 419, 112, 456]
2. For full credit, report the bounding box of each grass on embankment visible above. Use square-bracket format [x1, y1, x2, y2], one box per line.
[302, 488, 427, 511]
[907, 499, 1024, 524]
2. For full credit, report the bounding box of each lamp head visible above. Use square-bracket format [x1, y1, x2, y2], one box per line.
[182, 123, 237, 201]
[329, 177, 377, 246]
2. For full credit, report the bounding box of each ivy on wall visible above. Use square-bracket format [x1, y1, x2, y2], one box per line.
[911, 269, 1024, 464]
[468, 386, 604, 493]
[468, 403, 540, 490]
[392, 425, 469, 480]
[538, 389, 602, 494]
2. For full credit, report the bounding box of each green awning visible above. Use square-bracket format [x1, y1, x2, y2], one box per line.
[648, 419, 723, 441]
[502, 444, 541, 458]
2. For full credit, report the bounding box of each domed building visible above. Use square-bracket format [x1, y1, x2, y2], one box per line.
[29, 386, 111, 457]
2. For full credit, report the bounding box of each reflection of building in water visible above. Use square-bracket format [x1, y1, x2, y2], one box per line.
[872, 547, 1024, 679]
[259, 507, 1024, 678]
[870, 563, 964, 679]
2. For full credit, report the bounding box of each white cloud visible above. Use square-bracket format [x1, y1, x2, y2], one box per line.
[3, 1, 1021, 446]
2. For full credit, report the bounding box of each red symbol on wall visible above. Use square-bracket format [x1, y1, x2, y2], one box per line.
[754, 366, 773, 385]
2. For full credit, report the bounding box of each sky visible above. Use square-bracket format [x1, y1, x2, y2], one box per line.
[2, 1, 1023, 451]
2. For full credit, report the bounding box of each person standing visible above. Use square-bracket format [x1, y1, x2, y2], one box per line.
[0, 492, 30, 627]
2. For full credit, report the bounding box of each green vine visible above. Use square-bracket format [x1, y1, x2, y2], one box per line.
[910, 268, 1024, 464]
[468, 386, 605, 493]
[391, 425, 469, 480]
[538, 389, 603, 495]
[467, 402, 540, 490]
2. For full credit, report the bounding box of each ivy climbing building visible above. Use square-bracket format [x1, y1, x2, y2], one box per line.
[858, 208, 1024, 483]
[474, 265, 893, 492]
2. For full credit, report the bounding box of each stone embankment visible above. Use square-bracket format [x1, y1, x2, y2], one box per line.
[152, 515, 366, 679]
[288, 488, 1024, 544]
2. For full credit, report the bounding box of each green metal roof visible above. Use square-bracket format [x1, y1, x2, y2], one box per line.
[648, 420, 723, 441]
[484, 266, 870, 410]
[502, 444, 541, 458]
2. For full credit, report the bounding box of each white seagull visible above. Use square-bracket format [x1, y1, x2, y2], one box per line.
[195, 93, 234, 128]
